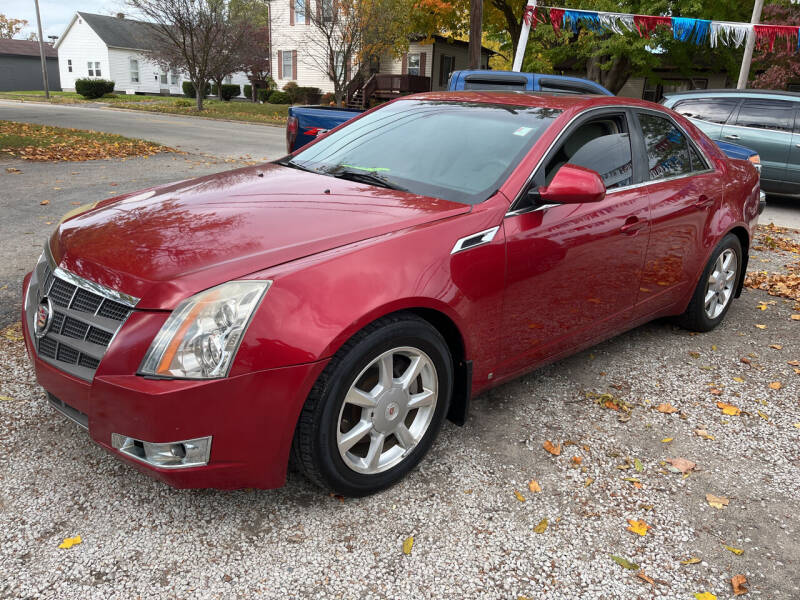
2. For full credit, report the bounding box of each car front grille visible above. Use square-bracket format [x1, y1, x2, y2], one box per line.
[26, 247, 139, 381]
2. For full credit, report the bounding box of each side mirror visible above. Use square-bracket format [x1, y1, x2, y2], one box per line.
[539, 164, 606, 205]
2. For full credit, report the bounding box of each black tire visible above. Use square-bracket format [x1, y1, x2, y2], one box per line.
[675, 233, 743, 332]
[291, 313, 453, 496]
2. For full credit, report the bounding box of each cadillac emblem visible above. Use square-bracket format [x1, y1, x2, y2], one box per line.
[34, 297, 53, 338]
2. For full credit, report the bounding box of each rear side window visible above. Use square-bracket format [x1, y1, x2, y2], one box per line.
[539, 79, 603, 95]
[463, 76, 527, 91]
[638, 113, 694, 180]
[672, 98, 738, 124]
[734, 99, 795, 132]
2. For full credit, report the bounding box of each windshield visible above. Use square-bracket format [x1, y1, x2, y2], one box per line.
[285, 99, 561, 204]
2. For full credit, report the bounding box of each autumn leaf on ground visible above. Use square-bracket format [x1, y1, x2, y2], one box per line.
[402, 536, 413, 555]
[634, 458, 643, 472]
[6, 167, 22, 173]
[755, 324, 767, 329]
[706, 493, 730, 509]
[724, 545, 744, 555]
[637, 571, 655, 585]
[769, 344, 782, 350]
[757, 302, 768, 310]
[733, 376, 745, 382]
[627, 519, 651, 536]
[572, 456, 582, 465]
[661, 438, 673, 443]
[58, 535, 82, 549]
[791, 314, 800, 320]
[666, 458, 696, 473]
[681, 557, 702, 565]
[716, 401, 741, 416]
[656, 403, 679, 414]
[528, 480, 541, 493]
[694, 429, 715, 440]
[584, 477, 594, 487]
[694, 593, 717, 600]
[39, 199, 49, 205]
[731, 574, 748, 596]
[533, 519, 548, 534]
[543, 440, 561, 456]
[514, 490, 526, 502]
[769, 381, 782, 390]
[610, 555, 639, 570]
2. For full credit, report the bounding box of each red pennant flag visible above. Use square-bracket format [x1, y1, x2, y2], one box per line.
[550, 8, 565, 36]
[754, 24, 799, 52]
[633, 15, 672, 38]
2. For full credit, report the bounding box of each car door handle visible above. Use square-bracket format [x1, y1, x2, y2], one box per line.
[724, 134, 740, 140]
[620, 216, 645, 234]
[695, 194, 714, 208]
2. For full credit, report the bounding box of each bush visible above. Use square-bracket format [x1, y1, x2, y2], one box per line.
[210, 83, 240, 101]
[243, 84, 252, 99]
[296, 86, 322, 104]
[264, 76, 277, 91]
[75, 78, 115, 99]
[282, 81, 299, 102]
[182, 80, 210, 98]
[257, 88, 270, 102]
[268, 91, 291, 104]
[320, 92, 335, 105]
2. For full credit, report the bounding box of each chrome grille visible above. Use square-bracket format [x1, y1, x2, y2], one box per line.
[26, 246, 139, 381]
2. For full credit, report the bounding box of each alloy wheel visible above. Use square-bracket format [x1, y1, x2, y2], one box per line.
[704, 249, 738, 320]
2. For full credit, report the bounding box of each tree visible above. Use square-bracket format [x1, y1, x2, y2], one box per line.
[0, 14, 29, 39]
[242, 26, 271, 101]
[751, 3, 800, 89]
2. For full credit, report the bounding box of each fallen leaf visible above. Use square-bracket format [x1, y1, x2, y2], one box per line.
[402, 536, 413, 555]
[794, 423, 800, 429]
[731, 574, 748, 596]
[689, 351, 700, 358]
[656, 403, 679, 414]
[706, 493, 729, 509]
[627, 519, 651, 536]
[791, 314, 800, 321]
[661, 438, 673, 443]
[694, 429, 715, 440]
[543, 440, 561, 456]
[666, 458, 696, 473]
[70, 201, 81, 205]
[610, 554, 639, 570]
[757, 410, 770, 421]
[634, 458, 643, 472]
[637, 571, 655, 585]
[528, 480, 541, 493]
[514, 490, 526, 502]
[733, 376, 745, 382]
[769, 344, 783, 350]
[681, 556, 702, 565]
[694, 593, 717, 600]
[533, 519, 548, 534]
[6, 167, 22, 173]
[711, 344, 718, 351]
[788, 360, 800, 366]
[0, 395, 13, 401]
[709, 388, 723, 396]
[724, 545, 744, 555]
[572, 456, 582, 465]
[40, 200, 49, 205]
[716, 401, 741, 416]
[740, 357, 751, 365]
[769, 381, 782, 390]
[755, 324, 767, 329]
[584, 477, 594, 487]
[58, 535, 82, 549]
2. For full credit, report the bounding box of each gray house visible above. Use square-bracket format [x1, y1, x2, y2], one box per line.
[0, 39, 60, 92]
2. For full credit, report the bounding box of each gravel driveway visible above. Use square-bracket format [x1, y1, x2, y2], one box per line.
[1, 218, 799, 598]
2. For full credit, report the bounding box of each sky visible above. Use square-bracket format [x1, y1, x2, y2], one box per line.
[4, 0, 134, 40]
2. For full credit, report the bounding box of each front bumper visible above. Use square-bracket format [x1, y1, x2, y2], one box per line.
[22, 273, 328, 489]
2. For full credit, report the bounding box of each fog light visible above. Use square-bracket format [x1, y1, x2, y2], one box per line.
[111, 433, 211, 468]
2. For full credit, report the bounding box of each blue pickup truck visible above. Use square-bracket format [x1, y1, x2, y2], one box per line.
[285, 70, 760, 167]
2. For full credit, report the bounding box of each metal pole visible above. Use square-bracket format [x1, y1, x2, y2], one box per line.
[513, 0, 536, 72]
[468, 0, 483, 69]
[737, 0, 764, 89]
[34, 0, 50, 99]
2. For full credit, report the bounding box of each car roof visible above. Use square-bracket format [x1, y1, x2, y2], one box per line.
[664, 88, 800, 101]
[402, 90, 661, 111]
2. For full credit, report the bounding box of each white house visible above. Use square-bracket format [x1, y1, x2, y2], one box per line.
[54, 12, 250, 96]
[269, 0, 492, 105]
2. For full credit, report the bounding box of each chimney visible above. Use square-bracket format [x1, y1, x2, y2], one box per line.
[116, 12, 125, 19]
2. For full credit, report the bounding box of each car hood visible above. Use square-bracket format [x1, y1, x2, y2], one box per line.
[51, 163, 470, 309]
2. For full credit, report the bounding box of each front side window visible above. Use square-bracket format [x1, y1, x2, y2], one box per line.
[295, 0, 306, 24]
[129, 58, 139, 82]
[287, 100, 561, 204]
[672, 98, 738, 124]
[407, 53, 420, 76]
[282, 51, 293, 79]
[638, 113, 697, 181]
[734, 99, 794, 132]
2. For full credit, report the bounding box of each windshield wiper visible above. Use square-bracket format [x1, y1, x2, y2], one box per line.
[326, 167, 407, 191]
[277, 158, 318, 174]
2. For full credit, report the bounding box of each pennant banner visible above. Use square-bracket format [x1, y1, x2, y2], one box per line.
[754, 24, 798, 52]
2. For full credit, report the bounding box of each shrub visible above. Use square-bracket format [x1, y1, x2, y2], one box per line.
[320, 92, 335, 105]
[75, 78, 115, 99]
[257, 88, 270, 102]
[220, 84, 240, 100]
[243, 84, 252, 99]
[296, 86, 322, 104]
[182, 80, 210, 98]
[282, 81, 299, 102]
[268, 91, 291, 104]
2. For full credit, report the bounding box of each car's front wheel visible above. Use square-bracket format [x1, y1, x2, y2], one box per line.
[291, 313, 453, 496]
[677, 233, 743, 332]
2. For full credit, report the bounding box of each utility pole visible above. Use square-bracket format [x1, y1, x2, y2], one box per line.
[34, 0, 50, 99]
[737, 0, 765, 89]
[468, 0, 483, 69]
[513, 0, 537, 72]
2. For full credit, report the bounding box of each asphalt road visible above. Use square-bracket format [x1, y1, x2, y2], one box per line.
[0, 100, 287, 161]
[762, 195, 800, 229]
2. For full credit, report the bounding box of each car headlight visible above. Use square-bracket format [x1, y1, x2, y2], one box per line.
[139, 280, 271, 379]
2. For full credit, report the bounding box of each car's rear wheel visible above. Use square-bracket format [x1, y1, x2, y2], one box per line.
[291, 313, 453, 496]
[676, 233, 742, 332]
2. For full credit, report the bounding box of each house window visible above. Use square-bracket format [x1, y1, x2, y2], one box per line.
[334, 51, 345, 80]
[67, 59, 72, 73]
[129, 59, 139, 82]
[439, 55, 454, 87]
[295, 0, 306, 24]
[407, 53, 420, 76]
[224, 75, 233, 84]
[160, 72, 168, 85]
[282, 51, 294, 79]
[322, 0, 333, 23]
[170, 69, 179, 85]
[87, 61, 101, 77]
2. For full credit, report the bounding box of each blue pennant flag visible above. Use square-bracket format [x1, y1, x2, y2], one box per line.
[564, 10, 603, 34]
[673, 17, 711, 44]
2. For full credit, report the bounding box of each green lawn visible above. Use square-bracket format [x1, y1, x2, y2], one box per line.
[0, 91, 289, 125]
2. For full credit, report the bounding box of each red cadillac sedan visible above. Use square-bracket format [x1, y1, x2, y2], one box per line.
[22, 93, 761, 496]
